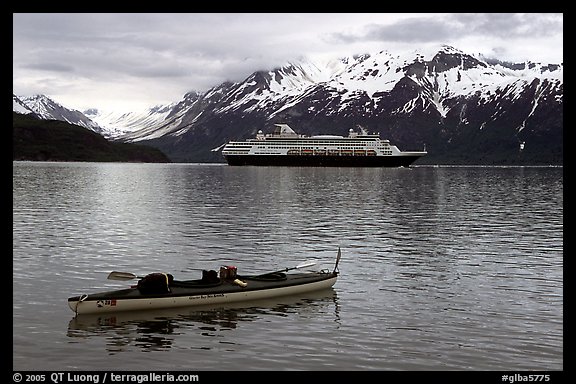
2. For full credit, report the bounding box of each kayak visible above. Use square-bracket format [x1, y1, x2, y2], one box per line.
[68, 250, 341, 315]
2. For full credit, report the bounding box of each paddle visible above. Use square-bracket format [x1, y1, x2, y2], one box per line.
[107, 261, 317, 281]
[281, 260, 317, 272]
[107, 271, 143, 281]
[258, 261, 317, 276]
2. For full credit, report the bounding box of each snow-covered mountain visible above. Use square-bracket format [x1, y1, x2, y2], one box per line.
[14, 45, 563, 164]
[13, 94, 179, 140]
[14, 94, 105, 135]
[116, 44, 562, 164]
[83, 103, 179, 138]
[13, 94, 35, 115]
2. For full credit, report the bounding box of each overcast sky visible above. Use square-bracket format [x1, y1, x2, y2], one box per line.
[13, 13, 563, 113]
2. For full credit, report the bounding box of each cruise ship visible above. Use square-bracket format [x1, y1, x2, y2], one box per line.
[221, 124, 427, 167]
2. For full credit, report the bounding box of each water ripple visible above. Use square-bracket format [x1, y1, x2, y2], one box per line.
[13, 163, 563, 371]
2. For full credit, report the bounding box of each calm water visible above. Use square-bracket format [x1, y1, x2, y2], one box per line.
[13, 162, 563, 371]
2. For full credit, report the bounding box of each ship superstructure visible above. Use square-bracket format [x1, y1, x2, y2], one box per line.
[221, 124, 426, 167]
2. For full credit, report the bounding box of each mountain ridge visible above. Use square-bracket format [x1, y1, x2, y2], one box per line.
[14, 44, 563, 165]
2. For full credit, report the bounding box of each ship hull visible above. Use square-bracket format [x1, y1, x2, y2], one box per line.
[224, 154, 424, 167]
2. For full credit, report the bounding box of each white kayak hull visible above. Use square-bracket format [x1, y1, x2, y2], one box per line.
[69, 274, 337, 315]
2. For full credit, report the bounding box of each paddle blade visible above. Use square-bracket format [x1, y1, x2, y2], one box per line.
[333, 247, 341, 273]
[107, 271, 138, 281]
[295, 261, 316, 269]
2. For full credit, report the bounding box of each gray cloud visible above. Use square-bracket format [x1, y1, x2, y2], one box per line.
[25, 62, 75, 73]
[452, 13, 563, 38]
[334, 17, 459, 43]
[331, 13, 563, 43]
[13, 13, 563, 112]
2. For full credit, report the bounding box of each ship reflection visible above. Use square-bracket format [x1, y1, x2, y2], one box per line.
[67, 288, 340, 354]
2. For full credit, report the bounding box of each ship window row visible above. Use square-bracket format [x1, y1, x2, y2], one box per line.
[233, 140, 391, 148]
[255, 145, 389, 150]
[257, 141, 385, 146]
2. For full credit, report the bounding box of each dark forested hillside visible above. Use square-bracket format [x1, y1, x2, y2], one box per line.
[12, 113, 170, 163]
